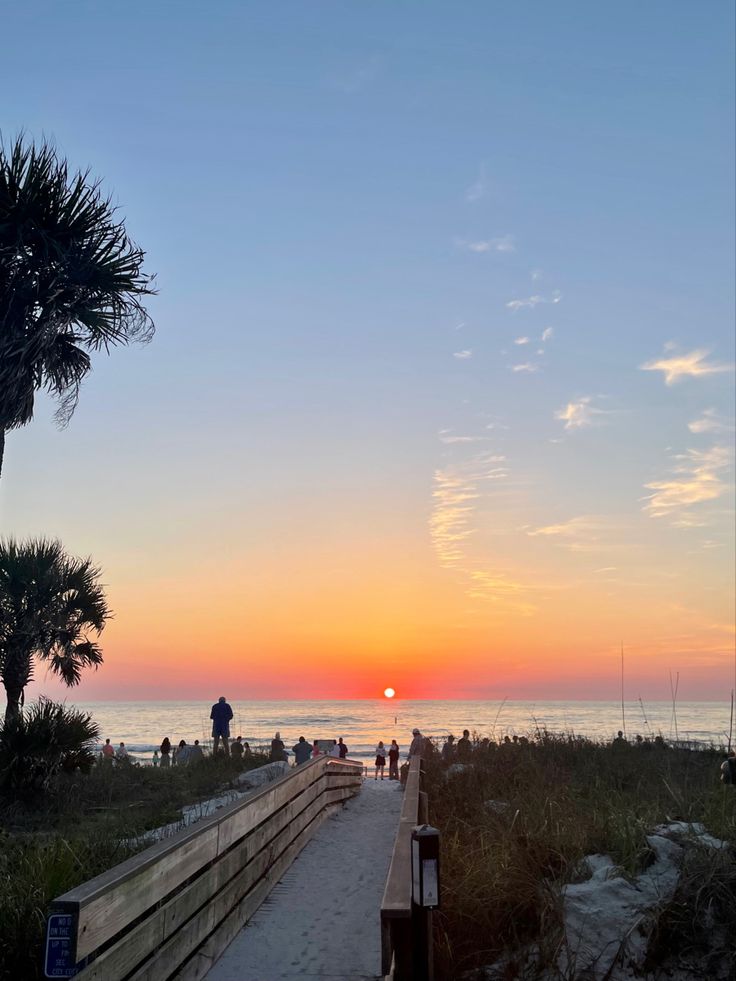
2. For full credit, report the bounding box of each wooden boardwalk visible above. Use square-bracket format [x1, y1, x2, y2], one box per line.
[204, 778, 404, 981]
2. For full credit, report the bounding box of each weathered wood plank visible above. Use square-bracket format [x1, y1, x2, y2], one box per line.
[381, 757, 421, 920]
[67, 822, 221, 962]
[61, 758, 328, 960]
[215, 760, 327, 853]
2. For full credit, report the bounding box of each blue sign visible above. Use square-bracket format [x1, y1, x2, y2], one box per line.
[44, 913, 78, 978]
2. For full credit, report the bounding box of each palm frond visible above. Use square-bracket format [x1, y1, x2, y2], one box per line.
[0, 136, 156, 432]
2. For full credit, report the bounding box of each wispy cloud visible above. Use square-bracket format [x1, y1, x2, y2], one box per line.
[526, 515, 614, 553]
[453, 349, 473, 360]
[430, 454, 535, 612]
[531, 269, 543, 282]
[512, 362, 540, 374]
[514, 336, 530, 346]
[438, 429, 489, 445]
[640, 347, 734, 385]
[456, 236, 515, 254]
[430, 453, 509, 568]
[465, 164, 488, 203]
[507, 295, 543, 311]
[688, 408, 734, 435]
[554, 396, 608, 430]
[506, 290, 561, 311]
[541, 327, 554, 342]
[643, 444, 733, 522]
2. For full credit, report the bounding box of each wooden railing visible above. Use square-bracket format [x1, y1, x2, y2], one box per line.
[49, 756, 362, 981]
[380, 755, 430, 980]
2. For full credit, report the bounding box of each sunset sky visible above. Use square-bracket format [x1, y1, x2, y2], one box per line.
[1, 2, 734, 701]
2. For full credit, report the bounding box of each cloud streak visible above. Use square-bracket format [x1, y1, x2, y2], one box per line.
[640, 348, 734, 385]
[643, 444, 732, 522]
[688, 408, 734, 435]
[506, 290, 562, 311]
[457, 236, 515, 253]
[554, 396, 608, 430]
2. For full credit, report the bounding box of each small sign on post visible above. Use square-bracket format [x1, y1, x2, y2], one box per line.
[44, 913, 78, 979]
[411, 824, 441, 908]
[410, 824, 441, 981]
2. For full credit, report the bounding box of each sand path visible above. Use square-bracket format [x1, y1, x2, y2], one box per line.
[204, 777, 403, 981]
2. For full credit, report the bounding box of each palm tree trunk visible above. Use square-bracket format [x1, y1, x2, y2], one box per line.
[0, 428, 4, 480]
[3, 684, 22, 725]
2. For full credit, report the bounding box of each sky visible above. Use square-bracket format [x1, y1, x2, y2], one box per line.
[1, 1, 734, 702]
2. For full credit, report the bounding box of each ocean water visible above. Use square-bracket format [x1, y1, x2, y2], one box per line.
[77, 699, 733, 765]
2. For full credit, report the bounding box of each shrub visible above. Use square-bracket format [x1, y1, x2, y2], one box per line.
[0, 698, 99, 792]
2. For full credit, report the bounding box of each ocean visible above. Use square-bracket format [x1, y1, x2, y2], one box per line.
[77, 699, 733, 765]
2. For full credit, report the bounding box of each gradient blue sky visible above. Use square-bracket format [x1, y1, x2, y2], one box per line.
[1, 2, 734, 700]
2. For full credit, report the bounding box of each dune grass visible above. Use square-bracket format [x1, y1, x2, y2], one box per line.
[0, 751, 269, 980]
[425, 733, 736, 980]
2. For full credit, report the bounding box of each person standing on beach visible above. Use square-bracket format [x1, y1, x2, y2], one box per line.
[102, 738, 115, 762]
[338, 737, 349, 759]
[442, 734, 456, 762]
[375, 741, 387, 779]
[388, 740, 400, 779]
[231, 736, 244, 761]
[210, 696, 234, 756]
[160, 737, 172, 767]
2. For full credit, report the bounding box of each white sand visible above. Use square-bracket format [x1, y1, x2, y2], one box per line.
[204, 777, 403, 981]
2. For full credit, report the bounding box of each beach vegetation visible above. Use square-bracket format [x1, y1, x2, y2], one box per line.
[0, 697, 99, 792]
[427, 731, 736, 980]
[0, 135, 156, 480]
[0, 746, 269, 980]
[0, 537, 110, 723]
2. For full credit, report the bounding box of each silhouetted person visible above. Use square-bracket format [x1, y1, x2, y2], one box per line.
[210, 696, 234, 755]
[231, 736, 244, 760]
[721, 750, 736, 786]
[408, 728, 425, 758]
[375, 741, 387, 779]
[338, 737, 349, 759]
[293, 736, 311, 765]
[160, 737, 172, 767]
[388, 740, 400, 779]
[442, 734, 455, 763]
[189, 739, 204, 762]
[456, 729, 472, 761]
[270, 731, 286, 762]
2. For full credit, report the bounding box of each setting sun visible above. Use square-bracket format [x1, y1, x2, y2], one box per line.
[384, 688, 396, 699]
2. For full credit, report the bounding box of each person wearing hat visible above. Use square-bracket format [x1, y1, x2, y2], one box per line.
[408, 727, 425, 758]
[210, 696, 234, 755]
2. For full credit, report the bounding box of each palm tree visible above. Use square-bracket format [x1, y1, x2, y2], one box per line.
[0, 137, 155, 479]
[0, 538, 111, 723]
